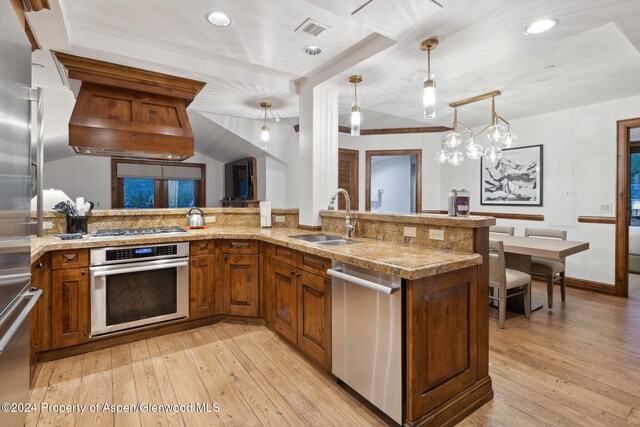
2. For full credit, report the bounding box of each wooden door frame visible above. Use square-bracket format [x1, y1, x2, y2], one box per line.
[338, 148, 359, 211]
[615, 117, 640, 297]
[365, 149, 422, 212]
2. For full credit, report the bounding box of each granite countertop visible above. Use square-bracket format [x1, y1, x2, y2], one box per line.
[31, 227, 482, 280]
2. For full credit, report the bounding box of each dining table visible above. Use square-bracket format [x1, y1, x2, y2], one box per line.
[489, 233, 590, 312]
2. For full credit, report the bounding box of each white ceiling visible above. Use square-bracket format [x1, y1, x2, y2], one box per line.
[26, 0, 640, 131]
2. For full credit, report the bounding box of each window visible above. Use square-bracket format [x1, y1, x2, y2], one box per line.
[112, 159, 205, 209]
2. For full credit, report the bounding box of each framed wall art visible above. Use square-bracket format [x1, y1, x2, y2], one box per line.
[480, 144, 543, 206]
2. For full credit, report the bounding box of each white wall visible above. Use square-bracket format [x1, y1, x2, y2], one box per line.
[339, 95, 640, 285]
[338, 132, 442, 211]
[370, 155, 412, 213]
[43, 151, 225, 209]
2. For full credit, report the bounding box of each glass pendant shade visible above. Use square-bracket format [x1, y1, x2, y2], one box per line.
[484, 145, 503, 162]
[444, 131, 462, 148]
[502, 132, 518, 147]
[465, 137, 484, 160]
[487, 123, 508, 142]
[260, 125, 270, 148]
[423, 77, 436, 119]
[435, 148, 448, 164]
[448, 151, 464, 166]
[351, 105, 361, 136]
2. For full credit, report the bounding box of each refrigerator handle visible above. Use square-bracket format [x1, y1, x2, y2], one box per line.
[0, 289, 42, 355]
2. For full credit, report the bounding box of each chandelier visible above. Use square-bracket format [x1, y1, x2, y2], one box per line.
[436, 91, 518, 166]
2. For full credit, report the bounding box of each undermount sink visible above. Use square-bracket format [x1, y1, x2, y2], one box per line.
[289, 234, 357, 245]
[316, 239, 356, 245]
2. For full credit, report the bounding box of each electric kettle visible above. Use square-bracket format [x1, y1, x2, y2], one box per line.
[186, 207, 205, 227]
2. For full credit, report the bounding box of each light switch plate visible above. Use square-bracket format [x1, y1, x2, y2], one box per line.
[43, 221, 53, 230]
[205, 215, 216, 223]
[404, 227, 417, 238]
[429, 229, 445, 241]
[600, 203, 612, 213]
[275, 215, 285, 223]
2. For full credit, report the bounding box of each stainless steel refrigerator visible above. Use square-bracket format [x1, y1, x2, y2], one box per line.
[0, 2, 42, 426]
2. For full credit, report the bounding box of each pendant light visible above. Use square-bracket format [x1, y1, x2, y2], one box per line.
[348, 75, 362, 136]
[259, 101, 271, 150]
[420, 38, 438, 120]
[437, 90, 518, 166]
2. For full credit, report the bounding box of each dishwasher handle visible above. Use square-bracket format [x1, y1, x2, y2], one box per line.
[327, 268, 399, 295]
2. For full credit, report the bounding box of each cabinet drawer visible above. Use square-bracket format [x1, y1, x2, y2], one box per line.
[272, 245, 296, 265]
[52, 249, 89, 270]
[297, 252, 331, 278]
[190, 240, 215, 256]
[221, 240, 258, 254]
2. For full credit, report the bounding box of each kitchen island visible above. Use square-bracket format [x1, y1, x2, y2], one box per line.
[29, 211, 494, 426]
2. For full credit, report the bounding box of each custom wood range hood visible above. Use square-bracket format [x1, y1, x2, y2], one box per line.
[54, 53, 206, 160]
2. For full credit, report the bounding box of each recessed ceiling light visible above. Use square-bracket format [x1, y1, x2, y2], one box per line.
[525, 18, 559, 35]
[303, 45, 322, 56]
[206, 11, 231, 27]
[275, 118, 280, 122]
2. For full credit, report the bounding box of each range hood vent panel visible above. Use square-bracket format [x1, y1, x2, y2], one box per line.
[54, 53, 205, 160]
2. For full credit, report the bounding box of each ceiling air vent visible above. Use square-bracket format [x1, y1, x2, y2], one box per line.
[295, 18, 330, 37]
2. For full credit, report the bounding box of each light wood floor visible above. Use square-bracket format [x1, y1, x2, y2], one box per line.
[28, 281, 640, 427]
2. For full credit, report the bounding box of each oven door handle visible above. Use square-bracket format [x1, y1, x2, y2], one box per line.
[90, 260, 189, 277]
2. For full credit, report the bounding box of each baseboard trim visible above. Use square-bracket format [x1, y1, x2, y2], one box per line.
[405, 376, 493, 427]
[565, 276, 616, 295]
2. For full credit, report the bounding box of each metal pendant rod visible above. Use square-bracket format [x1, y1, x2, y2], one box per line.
[448, 90, 502, 108]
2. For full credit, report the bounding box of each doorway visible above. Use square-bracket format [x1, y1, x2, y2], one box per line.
[365, 149, 422, 213]
[338, 148, 359, 211]
[615, 117, 640, 298]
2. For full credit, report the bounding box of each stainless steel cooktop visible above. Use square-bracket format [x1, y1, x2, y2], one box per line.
[91, 226, 188, 238]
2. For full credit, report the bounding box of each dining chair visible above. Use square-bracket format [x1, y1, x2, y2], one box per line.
[524, 228, 567, 308]
[488, 239, 531, 328]
[489, 225, 515, 236]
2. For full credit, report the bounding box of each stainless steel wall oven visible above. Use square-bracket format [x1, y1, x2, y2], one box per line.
[89, 242, 189, 337]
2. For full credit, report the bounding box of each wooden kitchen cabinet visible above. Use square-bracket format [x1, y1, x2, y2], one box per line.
[222, 249, 260, 317]
[51, 267, 89, 349]
[297, 269, 331, 369]
[266, 260, 298, 344]
[30, 254, 51, 372]
[189, 254, 216, 319]
[264, 244, 332, 369]
[406, 266, 480, 422]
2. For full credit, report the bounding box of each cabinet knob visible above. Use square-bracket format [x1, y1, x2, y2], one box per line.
[192, 259, 197, 263]
[296, 273, 300, 277]
[290, 270, 295, 275]
[36, 262, 43, 269]
[81, 270, 86, 276]
[223, 256, 228, 261]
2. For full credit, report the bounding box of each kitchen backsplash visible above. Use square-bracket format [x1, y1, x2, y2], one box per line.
[320, 210, 494, 252]
[32, 208, 299, 235]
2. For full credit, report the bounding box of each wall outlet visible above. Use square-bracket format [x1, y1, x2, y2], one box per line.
[43, 221, 53, 230]
[404, 227, 417, 238]
[429, 229, 445, 241]
[275, 215, 286, 223]
[205, 215, 216, 223]
[600, 203, 612, 213]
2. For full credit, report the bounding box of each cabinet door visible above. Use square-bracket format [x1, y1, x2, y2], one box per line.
[406, 267, 478, 420]
[297, 270, 331, 369]
[189, 255, 215, 319]
[223, 254, 259, 317]
[52, 267, 89, 349]
[267, 260, 298, 344]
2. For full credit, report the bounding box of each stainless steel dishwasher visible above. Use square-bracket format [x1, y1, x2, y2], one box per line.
[328, 261, 402, 424]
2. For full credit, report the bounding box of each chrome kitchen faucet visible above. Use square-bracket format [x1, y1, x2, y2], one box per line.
[328, 188, 356, 238]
